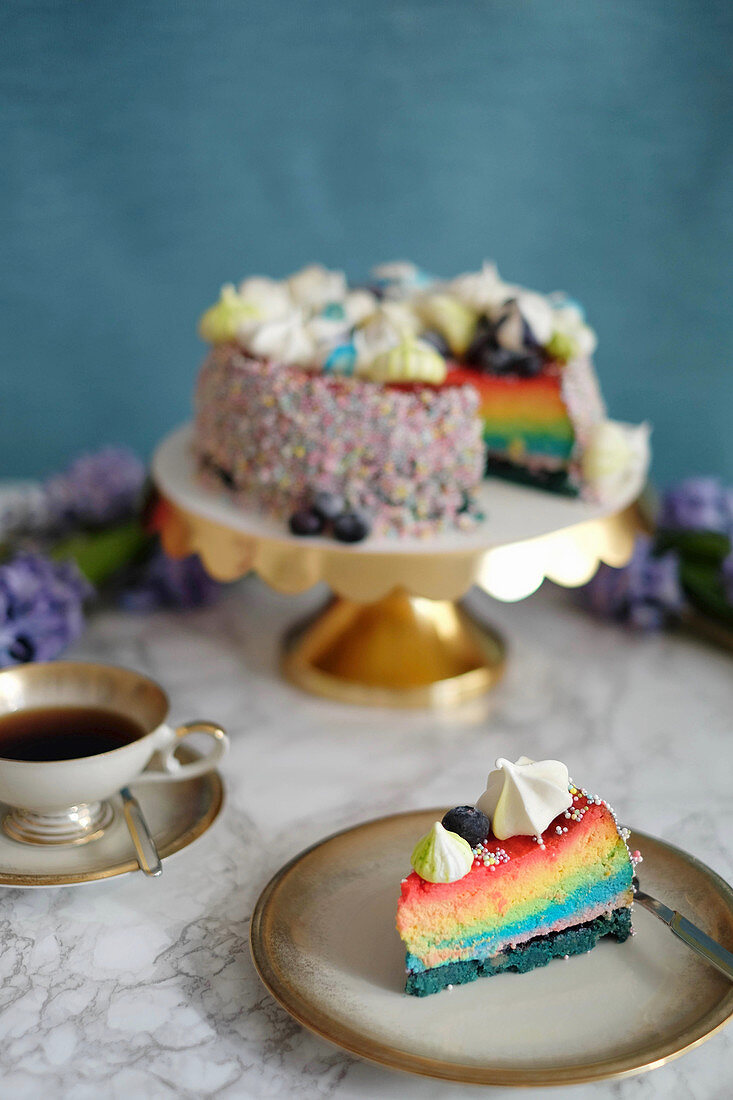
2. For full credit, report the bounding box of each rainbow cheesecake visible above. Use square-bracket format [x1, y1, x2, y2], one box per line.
[193, 262, 649, 539]
[397, 756, 639, 996]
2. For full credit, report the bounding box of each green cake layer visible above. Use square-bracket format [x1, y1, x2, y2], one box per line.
[405, 907, 631, 997]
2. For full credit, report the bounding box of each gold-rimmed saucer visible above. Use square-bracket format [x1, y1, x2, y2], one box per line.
[250, 810, 733, 1087]
[0, 747, 223, 888]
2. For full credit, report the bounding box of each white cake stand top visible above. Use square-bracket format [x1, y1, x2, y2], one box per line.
[152, 423, 643, 602]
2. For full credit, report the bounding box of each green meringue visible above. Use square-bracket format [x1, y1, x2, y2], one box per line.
[411, 821, 474, 883]
[416, 294, 478, 355]
[545, 330, 579, 363]
[198, 284, 261, 344]
[361, 337, 447, 385]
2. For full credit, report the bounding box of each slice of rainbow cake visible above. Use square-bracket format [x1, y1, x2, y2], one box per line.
[445, 362, 605, 495]
[397, 756, 637, 997]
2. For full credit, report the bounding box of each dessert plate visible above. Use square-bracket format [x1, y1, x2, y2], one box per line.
[250, 809, 733, 1087]
[0, 747, 224, 888]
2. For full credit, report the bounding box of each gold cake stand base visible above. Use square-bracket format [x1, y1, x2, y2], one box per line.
[282, 588, 505, 708]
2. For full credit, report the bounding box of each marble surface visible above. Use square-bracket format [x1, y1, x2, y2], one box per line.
[0, 578, 731, 1099]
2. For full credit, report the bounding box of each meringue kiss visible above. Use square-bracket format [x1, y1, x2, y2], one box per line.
[476, 756, 573, 840]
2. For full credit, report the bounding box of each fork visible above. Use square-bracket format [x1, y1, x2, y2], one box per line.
[632, 876, 733, 982]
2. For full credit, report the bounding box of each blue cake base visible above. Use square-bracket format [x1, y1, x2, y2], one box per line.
[405, 907, 632, 997]
[485, 455, 580, 496]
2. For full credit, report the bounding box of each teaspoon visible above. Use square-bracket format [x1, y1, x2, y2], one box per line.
[633, 876, 733, 981]
[120, 787, 162, 877]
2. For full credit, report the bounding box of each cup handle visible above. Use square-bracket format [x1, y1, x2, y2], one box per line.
[134, 721, 228, 784]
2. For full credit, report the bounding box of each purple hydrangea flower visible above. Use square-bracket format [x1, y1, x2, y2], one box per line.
[724, 488, 733, 536]
[44, 446, 146, 529]
[723, 552, 733, 605]
[626, 601, 668, 632]
[580, 556, 628, 621]
[119, 546, 222, 612]
[658, 477, 727, 532]
[581, 535, 683, 632]
[0, 553, 93, 666]
[625, 540, 684, 609]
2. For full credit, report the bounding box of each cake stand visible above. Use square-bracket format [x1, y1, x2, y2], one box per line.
[151, 425, 643, 708]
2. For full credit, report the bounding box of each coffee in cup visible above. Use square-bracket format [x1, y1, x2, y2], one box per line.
[0, 661, 228, 846]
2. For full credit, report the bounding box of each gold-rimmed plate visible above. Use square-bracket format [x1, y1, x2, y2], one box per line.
[0, 747, 224, 888]
[250, 809, 733, 1087]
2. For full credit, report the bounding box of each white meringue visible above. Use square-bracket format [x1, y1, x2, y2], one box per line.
[342, 288, 378, 325]
[353, 303, 422, 372]
[492, 292, 555, 352]
[476, 756, 572, 840]
[547, 297, 598, 359]
[371, 261, 434, 299]
[306, 311, 351, 349]
[245, 310, 317, 368]
[372, 260, 421, 282]
[515, 291, 555, 346]
[448, 261, 518, 315]
[237, 276, 293, 324]
[581, 420, 651, 502]
[287, 264, 347, 310]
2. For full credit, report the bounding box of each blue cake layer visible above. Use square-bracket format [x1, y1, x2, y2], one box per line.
[405, 907, 632, 997]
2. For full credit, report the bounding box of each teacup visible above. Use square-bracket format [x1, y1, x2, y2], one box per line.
[0, 661, 228, 846]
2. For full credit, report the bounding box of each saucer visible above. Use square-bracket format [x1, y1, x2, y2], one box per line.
[0, 746, 224, 887]
[250, 809, 733, 1087]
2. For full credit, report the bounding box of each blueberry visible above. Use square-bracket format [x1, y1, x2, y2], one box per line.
[508, 351, 544, 378]
[467, 339, 509, 373]
[421, 330, 451, 358]
[473, 314, 495, 341]
[469, 342, 543, 378]
[8, 635, 34, 663]
[312, 490, 346, 523]
[333, 511, 371, 543]
[203, 455, 235, 488]
[215, 465, 235, 489]
[466, 318, 498, 369]
[288, 508, 325, 536]
[441, 806, 490, 848]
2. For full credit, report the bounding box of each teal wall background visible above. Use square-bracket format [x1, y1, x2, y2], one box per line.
[2, 0, 732, 485]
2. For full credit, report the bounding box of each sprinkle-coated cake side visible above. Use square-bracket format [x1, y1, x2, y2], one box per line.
[194, 346, 485, 537]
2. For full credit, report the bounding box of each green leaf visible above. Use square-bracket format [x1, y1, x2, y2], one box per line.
[655, 528, 730, 566]
[50, 520, 152, 587]
[679, 560, 733, 627]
